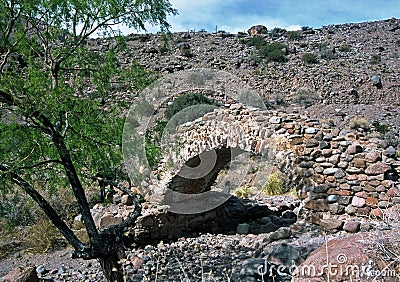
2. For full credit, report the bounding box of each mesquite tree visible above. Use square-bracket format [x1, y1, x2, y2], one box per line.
[0, 0, 176, 281]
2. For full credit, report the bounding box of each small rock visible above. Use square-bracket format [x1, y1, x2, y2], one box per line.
[319, 219, 343, 231]
[269, 116, 281, 124]
[345, 205, 356, 215]
[326, 195, 339, 203]
[269, 227, 292, 241]
[347, 144, 363, 154]
[323, 167, 338, 175]
[351, 196, 366, 208]
[2, 266, 38, 282]
[343, 221, 361, 233]
[365, 162, 390, 175]
[383, 146, 396, 157]
[36, 265, 47, 276]
[237, 223, 250, 235]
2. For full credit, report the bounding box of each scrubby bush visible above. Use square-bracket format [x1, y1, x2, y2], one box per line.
[164, 93, 220, 119]
[246, 35, 267, 49]
[396, 39, 400, 46]
[370, 54, 381, 65]
[262, 173, 283, 196]
[288, 31, 301, 40]
[349, 117, 370, 131]
[259, 42, 288, 63]
[244, 36, 287, 63]
[302, 52, 319, 64]
[338, 44, 351, 52]
[233, 186, 251, 198]
[292, 89, 320, 107]
[372, 120, 389, 134]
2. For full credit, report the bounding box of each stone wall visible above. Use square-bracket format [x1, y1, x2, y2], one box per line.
[155, 103, 399, 221]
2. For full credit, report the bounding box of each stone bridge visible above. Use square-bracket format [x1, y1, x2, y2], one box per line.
[123, 69, 400, 218]
[153, 104, 399, 217]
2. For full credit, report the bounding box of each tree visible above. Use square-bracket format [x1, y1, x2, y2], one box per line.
[0, 0, 176, 281]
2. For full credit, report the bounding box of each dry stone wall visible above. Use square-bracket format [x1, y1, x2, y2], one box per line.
[157, 103, 399, 221]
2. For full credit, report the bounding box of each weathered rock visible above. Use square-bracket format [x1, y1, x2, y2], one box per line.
[237, 223, 250, 235]
[343, 221, 360, 233]
[351, 196, 366, 208]
[269, 227, 292, 241]
[319, 218, 343, 231]
[365, 162, 390, 175]
[2, 267, 38, 282]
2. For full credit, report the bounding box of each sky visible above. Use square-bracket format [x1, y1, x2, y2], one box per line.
[139, 0, 400, 34]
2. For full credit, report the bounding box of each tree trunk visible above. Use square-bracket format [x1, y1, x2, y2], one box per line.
[98, 253, 124, 282]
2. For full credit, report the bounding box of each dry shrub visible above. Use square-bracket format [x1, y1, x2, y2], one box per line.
[349, 117, 370, 131]
[25, 216, 66, 254]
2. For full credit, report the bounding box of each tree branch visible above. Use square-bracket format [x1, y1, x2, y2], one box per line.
[0, 164, 88, 253]
[0, 89, 100, 249]
[17, 159, 64, 170]
[92, 177, 142, 232]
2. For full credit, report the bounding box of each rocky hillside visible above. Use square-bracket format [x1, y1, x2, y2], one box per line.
[88, 17, 400, 106]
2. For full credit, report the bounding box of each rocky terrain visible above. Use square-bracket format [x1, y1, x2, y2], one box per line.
[1, 18, 400, 282]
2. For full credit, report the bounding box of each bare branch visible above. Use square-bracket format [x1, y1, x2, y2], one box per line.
[0, 164, 88, 253]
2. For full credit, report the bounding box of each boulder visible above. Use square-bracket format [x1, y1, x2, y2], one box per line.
[247, 25, 268, 36]
[2, 266, 38, 282]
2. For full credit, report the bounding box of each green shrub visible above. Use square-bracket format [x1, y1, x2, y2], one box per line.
[246, 35, 267, 49]
[370, 54, 381, 65]
[372, 120, 389, 134]
[338, 44, 351, 52]
[299, 42, 308, 48]
[302, 52, 319, 64]
[288, 31, 301, 40]
[233, 186, 251, 198]
[396, 39, 400, 46]
[262, 173, 283, 196]
[259, 42, 288, 62]
[164, 93, 220, 120]
[312, 42, 327, 50]
[269, 27, 286, 39]
[292, 89, 319, 107]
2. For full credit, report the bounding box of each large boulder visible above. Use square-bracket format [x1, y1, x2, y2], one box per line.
[247, 25, 268, 36]
[293, 232, 397, 281]
[1, 266, 38, 282]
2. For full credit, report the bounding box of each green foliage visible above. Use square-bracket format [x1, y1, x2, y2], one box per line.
[338, 44, 351, 52]
[288, 31, 301, 40]
[245, 36, 287, 62]
[0, 0, 174, 233]
[372, 120, 389, 134]
[233, 186, 251, 198]
[269, 27, 286, 39]
[246, 36, 267, 49]
[396, 39, 400, 46]
[302, 52, 319, 64]
[312, 42, 328, 50]
[292, 89, 319, 107]
[259, 42, 287, 63]
[145, 119, 167, 169]
[164, 93, 220, 120]
[262, 173, 283, 196]
[370, 54, 381, 65]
